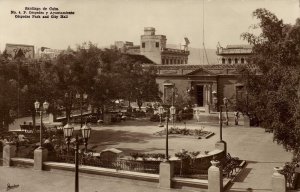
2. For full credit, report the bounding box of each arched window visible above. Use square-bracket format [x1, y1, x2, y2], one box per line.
[228, 58, 232, 64]
[235, 58, 238, 64]
[241, 58, 245, 64]
[222, 58, 225, 64]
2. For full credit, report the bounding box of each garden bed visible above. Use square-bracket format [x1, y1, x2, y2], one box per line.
[153, 127, 214, 139]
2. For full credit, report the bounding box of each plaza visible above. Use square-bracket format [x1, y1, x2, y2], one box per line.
[1, 114, 293, 192]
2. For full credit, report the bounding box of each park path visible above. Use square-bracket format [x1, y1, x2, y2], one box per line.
[221, 126, 292, 192]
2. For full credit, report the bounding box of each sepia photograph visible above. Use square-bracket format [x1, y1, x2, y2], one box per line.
[0, 0, 299, 191]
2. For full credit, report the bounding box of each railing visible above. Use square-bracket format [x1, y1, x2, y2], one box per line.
[174, 161, 208, 179]
[54, 154, 160, 174]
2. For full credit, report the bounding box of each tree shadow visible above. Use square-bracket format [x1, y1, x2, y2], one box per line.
[233, 168, 252, 182]
[88, 129, 159, 146]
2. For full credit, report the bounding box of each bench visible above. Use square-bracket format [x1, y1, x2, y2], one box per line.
[221, 153, 241, 178]
[20, 125, 35, 133]
[265, 128, 273, 133]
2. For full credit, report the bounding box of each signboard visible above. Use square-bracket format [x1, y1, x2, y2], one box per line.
[5, 43, 35, 59]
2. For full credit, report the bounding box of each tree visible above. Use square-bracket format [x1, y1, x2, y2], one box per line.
[240, 9, 300, 154]
[0, 54, 18, 131]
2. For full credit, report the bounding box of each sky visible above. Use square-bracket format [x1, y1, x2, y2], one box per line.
[0, 0, 299, 51]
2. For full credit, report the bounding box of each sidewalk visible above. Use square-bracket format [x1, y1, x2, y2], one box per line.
[0, 166, 184, 192]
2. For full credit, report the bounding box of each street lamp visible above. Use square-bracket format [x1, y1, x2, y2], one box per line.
[34, 100, 49, 148]
[81, 124, 91, 152]
[75, 92, 88, 128]
[63, 123, 74, 153]
[158, 106, 164, 127]
[223, 97, 229, 126]
[63, 123, 91, 192]
[170, 105, 176, 128]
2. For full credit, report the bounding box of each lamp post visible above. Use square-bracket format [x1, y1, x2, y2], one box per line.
[63, 124, 91, 192]
[219, 106, 223, 141]
[158, 106, 164, 127]
[165, 112, 169, 161]
[170, 106, 176, 128]
[223, 97, 229, 126]
[34, 101, 49, 148]
[65, 92, 72, 123]
[75, 93, 88, 128]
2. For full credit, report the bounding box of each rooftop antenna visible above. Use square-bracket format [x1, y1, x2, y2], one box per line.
[202, 0, 210, 65]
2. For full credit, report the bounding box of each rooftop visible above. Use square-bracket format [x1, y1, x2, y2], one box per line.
[217, 44, 253, 55]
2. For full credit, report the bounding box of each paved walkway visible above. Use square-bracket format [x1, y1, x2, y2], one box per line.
[0, 166, 185, 192]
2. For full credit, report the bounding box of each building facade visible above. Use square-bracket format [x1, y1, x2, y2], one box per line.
[113, 27, 190, 65]
[37, 47, 63, 59]
[155, 63, 258, 113]
[216, 44, 252, 65]
[113, 28, 255, 112]
[140, 27, 189, 65]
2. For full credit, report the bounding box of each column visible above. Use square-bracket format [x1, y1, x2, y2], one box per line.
[205, 85, 210, 113]
[3, 142, 16, 167]
[159, 161, 174, 189]
[272, 167, 286, 192]
[34, 148, 48, 170]
[208, 160, 223, 192]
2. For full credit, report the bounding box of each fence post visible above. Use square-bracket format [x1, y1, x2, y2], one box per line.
[208, 160, 223, 192]
[3, 142, 16, 167]
[34, 147, 48, 170]
[159, 161, 174, 189]
[272, 167, 286, 192]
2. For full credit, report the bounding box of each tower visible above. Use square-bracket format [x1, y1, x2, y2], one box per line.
[140, 27, 167, 64]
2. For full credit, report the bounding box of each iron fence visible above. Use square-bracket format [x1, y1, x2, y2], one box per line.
[54, 154, 160, 174]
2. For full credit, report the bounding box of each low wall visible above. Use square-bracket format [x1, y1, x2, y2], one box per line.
[9, 157, 230, 191]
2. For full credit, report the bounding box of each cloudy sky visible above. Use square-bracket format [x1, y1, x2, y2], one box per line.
[0, 0, 299, 51]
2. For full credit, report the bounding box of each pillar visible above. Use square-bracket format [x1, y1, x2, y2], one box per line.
[159, 161, 174, 189]
[205, 85, 210, 114]
[48, 113, 56, 123]
[272, 167, 286, 192]
[244, 115, 250, 127]
[34, 147, 48, 170]
[208, 160, 223, 192]
[3, 142, 16, 167]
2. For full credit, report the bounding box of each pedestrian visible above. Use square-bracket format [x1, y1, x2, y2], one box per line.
[196, 110, 200, 122]
[234, 111, 240, 125]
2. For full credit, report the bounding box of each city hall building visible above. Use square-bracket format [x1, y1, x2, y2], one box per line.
[115, 27, 257, 112]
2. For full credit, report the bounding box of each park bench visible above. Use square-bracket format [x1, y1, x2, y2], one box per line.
[221, 153, 241, 178]
[265, 128, 273, 133]
[19, 125, 35, 133]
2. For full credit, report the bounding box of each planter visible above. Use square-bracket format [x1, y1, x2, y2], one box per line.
[210, 160, 219, 167]
[273, 166, 283, 175]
